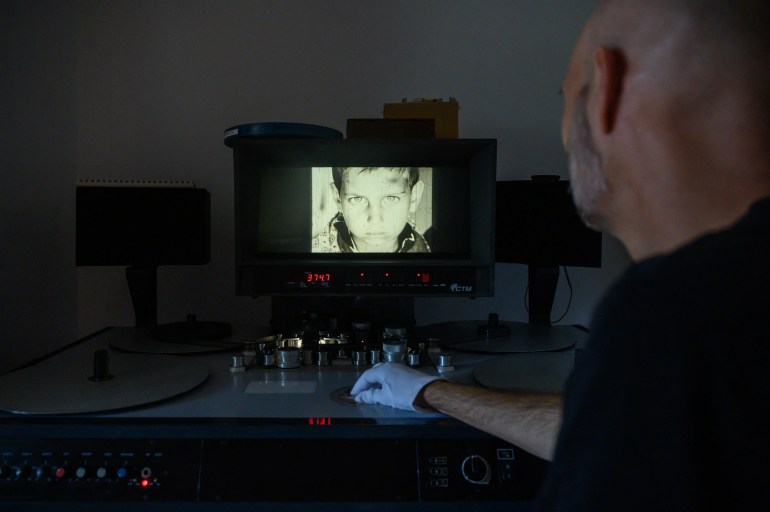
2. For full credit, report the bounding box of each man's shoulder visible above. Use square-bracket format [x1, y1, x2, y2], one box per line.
[620, 197, 770, 293]
[590, 195, 770, 352]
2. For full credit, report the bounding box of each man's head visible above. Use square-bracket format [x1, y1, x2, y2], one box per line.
[331, 167, 425, 252]
[563, 0, 770, 260]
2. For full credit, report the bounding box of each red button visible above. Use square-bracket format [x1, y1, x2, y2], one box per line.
[55, 467, 66, 479]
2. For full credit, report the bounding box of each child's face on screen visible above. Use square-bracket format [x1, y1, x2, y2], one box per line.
[334, 167, 424, 252]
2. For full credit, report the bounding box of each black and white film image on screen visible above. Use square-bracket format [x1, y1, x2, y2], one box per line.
[311, 167, 433, 254]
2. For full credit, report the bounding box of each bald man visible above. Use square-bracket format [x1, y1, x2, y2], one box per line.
[351, 0, 770, 509]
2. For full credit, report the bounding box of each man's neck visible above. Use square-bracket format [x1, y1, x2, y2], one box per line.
[620, 189, 769, 262]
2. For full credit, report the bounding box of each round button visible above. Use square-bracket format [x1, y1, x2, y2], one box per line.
[54, 467, 67, 479]
[116, 467, 128, 479]
[461, 455, 492, 485]
[75, 467, 87, 479]
[96, 467, 108, 479]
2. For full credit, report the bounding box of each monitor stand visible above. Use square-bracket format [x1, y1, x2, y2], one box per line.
[122, 266, 235, 356]
[126, 265, 158, 327]
[527, 264, 560, 326]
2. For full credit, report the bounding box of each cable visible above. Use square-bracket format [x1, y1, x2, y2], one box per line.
[524, 282, 530, 313]
[551, 266, 573, 323]
[523, 266, 574, 323]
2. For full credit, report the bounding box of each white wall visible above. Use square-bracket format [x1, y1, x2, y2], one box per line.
[1, 1, 631, 373]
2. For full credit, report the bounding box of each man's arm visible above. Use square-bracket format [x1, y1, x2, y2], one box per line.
[351, 362, 562, 461]
[417, 380, 562, 461]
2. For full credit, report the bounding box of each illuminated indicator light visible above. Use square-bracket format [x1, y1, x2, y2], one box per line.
[422, 273, 430, 283]
[308, 417, 333, 426]
[141, 479, 150, 488]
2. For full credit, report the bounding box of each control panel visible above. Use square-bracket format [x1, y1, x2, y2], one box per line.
[1, 437, 548, 505]
[0, 439, 199, 502]
[241, 265, 485, 295]
[418, 439, 548, 501]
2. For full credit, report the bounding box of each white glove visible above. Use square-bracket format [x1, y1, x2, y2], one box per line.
[350, 362, 442, 412]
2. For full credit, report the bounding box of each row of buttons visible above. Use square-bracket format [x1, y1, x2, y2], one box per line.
[428, 455, 449, 488]
[0, 463, 152, 482]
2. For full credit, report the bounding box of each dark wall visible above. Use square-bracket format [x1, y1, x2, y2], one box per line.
[0, 1, 630, 373]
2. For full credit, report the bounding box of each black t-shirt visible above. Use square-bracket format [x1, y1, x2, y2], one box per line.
[534, 198, 770, 511]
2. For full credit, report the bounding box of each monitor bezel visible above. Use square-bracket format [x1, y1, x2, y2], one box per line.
[231, 138, 497, 297]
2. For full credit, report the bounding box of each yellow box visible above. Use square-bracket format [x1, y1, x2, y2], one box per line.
[383, 98, 459, 139]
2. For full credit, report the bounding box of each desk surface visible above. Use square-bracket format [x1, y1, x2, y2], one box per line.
[0, 324, 584, 419]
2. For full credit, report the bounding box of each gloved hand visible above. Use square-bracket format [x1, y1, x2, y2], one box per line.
[350, 362, 442, 412]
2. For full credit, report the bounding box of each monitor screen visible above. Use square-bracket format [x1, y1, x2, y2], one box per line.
[230, 138, 497, 297]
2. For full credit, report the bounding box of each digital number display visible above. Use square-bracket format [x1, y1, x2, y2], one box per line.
[305, 273, 331, 283]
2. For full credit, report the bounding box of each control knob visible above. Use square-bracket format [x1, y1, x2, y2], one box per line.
[276, 347, 300, 368]
[351, 348, 367, 366]
[382, 340, 407, 363]
[436, 353, 455, 373]
[15, 465, 32, 479]
[460, 455, 491, 485]
[228, 354, 246, 373]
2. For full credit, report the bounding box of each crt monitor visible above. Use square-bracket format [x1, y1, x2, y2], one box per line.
[228, 137, 497, 299]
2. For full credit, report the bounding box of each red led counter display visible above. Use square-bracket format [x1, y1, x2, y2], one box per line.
[305, 273, 331, 283]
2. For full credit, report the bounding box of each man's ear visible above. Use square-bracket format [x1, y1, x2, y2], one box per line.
[409, 180, 425, 213]
[593, 46, 626, 134]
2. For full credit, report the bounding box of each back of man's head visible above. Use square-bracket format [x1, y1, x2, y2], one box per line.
[588, 0, 770, 101]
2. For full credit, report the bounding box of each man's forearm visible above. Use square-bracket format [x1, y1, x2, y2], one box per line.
[418, 380, 562, 461]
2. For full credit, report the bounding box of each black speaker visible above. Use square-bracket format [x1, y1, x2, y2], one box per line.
[76, 186, 210, 266]
[495, 177, 601, 268]
[76, 185, 211, 326]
